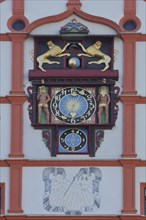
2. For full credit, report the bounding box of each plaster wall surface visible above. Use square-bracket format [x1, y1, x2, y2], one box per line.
[136, 0, 146, 33]
[24, 37, 34, 83]
[0, 0, 12, 33]
[23, 102, 51, 159]
[114, 37, 124, 87]
[81, 0, 124, 24]
[30, 15, 117, 35]
[0, 167, 10, 214]
[24, 0, 68, 24]
[22, 166, 122, 215]
[96, 102, 123, 159]
[0, 42, 12, 96]
[136, 42, 146, 96]
[135, 167, 146, 215]
[0, 105, 11, 160]
[135, 104, 146, 160]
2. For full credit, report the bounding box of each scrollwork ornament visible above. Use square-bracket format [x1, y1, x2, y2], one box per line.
[42, 129, 51, 151]
[27, 86, 33, 122]
[95, 130, 104, 152]
[114, 86, 120, 123]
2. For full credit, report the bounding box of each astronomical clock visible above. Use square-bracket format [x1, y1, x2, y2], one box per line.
[27, 19, 120, 157]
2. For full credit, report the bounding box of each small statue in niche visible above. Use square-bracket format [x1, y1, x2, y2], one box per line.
[77, 41, 111, 71]
[97, 86, 110, 124]
[37, 41, 71, 72]
[37, 86, 51, 124]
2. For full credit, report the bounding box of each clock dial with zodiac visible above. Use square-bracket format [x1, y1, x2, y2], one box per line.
[59, 128, 88, 153]
[51, 87, 96, 124]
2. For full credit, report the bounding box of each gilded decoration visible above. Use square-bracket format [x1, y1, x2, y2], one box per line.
[37, 41, 70, 72]
[27, 19, 120, 156]
[78, 41, 111, 71]
[60, 18, 89, 34]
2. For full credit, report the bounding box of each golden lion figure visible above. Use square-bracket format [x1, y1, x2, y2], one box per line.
[78, 41, 111, 71]
[37, 41, 70, 72]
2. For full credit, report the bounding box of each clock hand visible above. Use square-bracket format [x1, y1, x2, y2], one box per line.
[63, 175, 77, 196]
[70, 104, 77, 118]
[70, 135, 75, 145]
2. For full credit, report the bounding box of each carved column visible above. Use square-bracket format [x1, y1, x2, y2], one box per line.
[7, 96, 27, 158]
[67, 0, 82, 10]
[121, 160, 137, 214]
[8, 33, 27, 94]
[124, 0, 136, 16]
[8, 161, 23, 213]
[120, 96, 137, 158]
[13, 0, 24, 15]
[121, 34, 137, 95]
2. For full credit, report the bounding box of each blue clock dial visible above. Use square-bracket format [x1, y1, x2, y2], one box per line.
[65, 133, 81, 147]
[59, 94, 88, 118]
[51, 87, 96, 124]
[59, 128, 87, 152]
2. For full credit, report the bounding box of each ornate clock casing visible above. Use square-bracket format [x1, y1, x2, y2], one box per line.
[51, 87, 96, 124]
[28, 25, 119, 156]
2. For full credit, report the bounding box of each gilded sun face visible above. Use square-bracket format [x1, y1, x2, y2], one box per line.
[66, 99, 81, 112]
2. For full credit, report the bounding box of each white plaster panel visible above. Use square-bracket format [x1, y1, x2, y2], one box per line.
[135, 104, 146, 160]
[24, 37, 34, 83]
[81, 0, 124, 24]
[114, 37, 124, 88]
[23, 101, 51, 159]
[22, 167, 122, 215]
[96, 102, 123, 159]
[30, 15, 117, 35]
[0, 104, 11, 160]
[0, 42, 12, 96]
[136, 42, 146, 96]
[0, 0, 12, 33]
[135, 167, 146, 215]
[24, 0, 67, 23]
[0, 167, 10, 214]
[136, 0, 146, 34]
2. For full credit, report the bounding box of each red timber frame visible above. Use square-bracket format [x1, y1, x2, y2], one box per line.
[140, 183, 146, 215]
[0, 0, 146, 219]
[0, 183, 5, 215]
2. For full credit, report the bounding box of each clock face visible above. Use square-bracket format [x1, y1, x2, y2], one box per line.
[59, 128, 88, 153]
[51, 87, 96, 124]
[43, 167, 102, 215]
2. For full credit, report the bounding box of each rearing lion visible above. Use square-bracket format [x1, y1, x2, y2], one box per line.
[37, 41, 70, 72]
[78, 41, 111, 71]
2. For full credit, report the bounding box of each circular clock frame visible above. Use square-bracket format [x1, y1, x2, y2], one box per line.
[51, 87, 96, 124]
[59, 128, 87, 152]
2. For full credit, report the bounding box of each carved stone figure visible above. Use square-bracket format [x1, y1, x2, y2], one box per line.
[97, 86, 110, 124]
[37, 41, 70, 72]
[37, 86, 50, 123]
[78, 41, 111, 71]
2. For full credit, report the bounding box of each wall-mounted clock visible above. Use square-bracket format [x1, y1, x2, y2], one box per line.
[43, 167, 102, 215]
[58, 127, 88, 153]
[51, 87, 96, 124]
